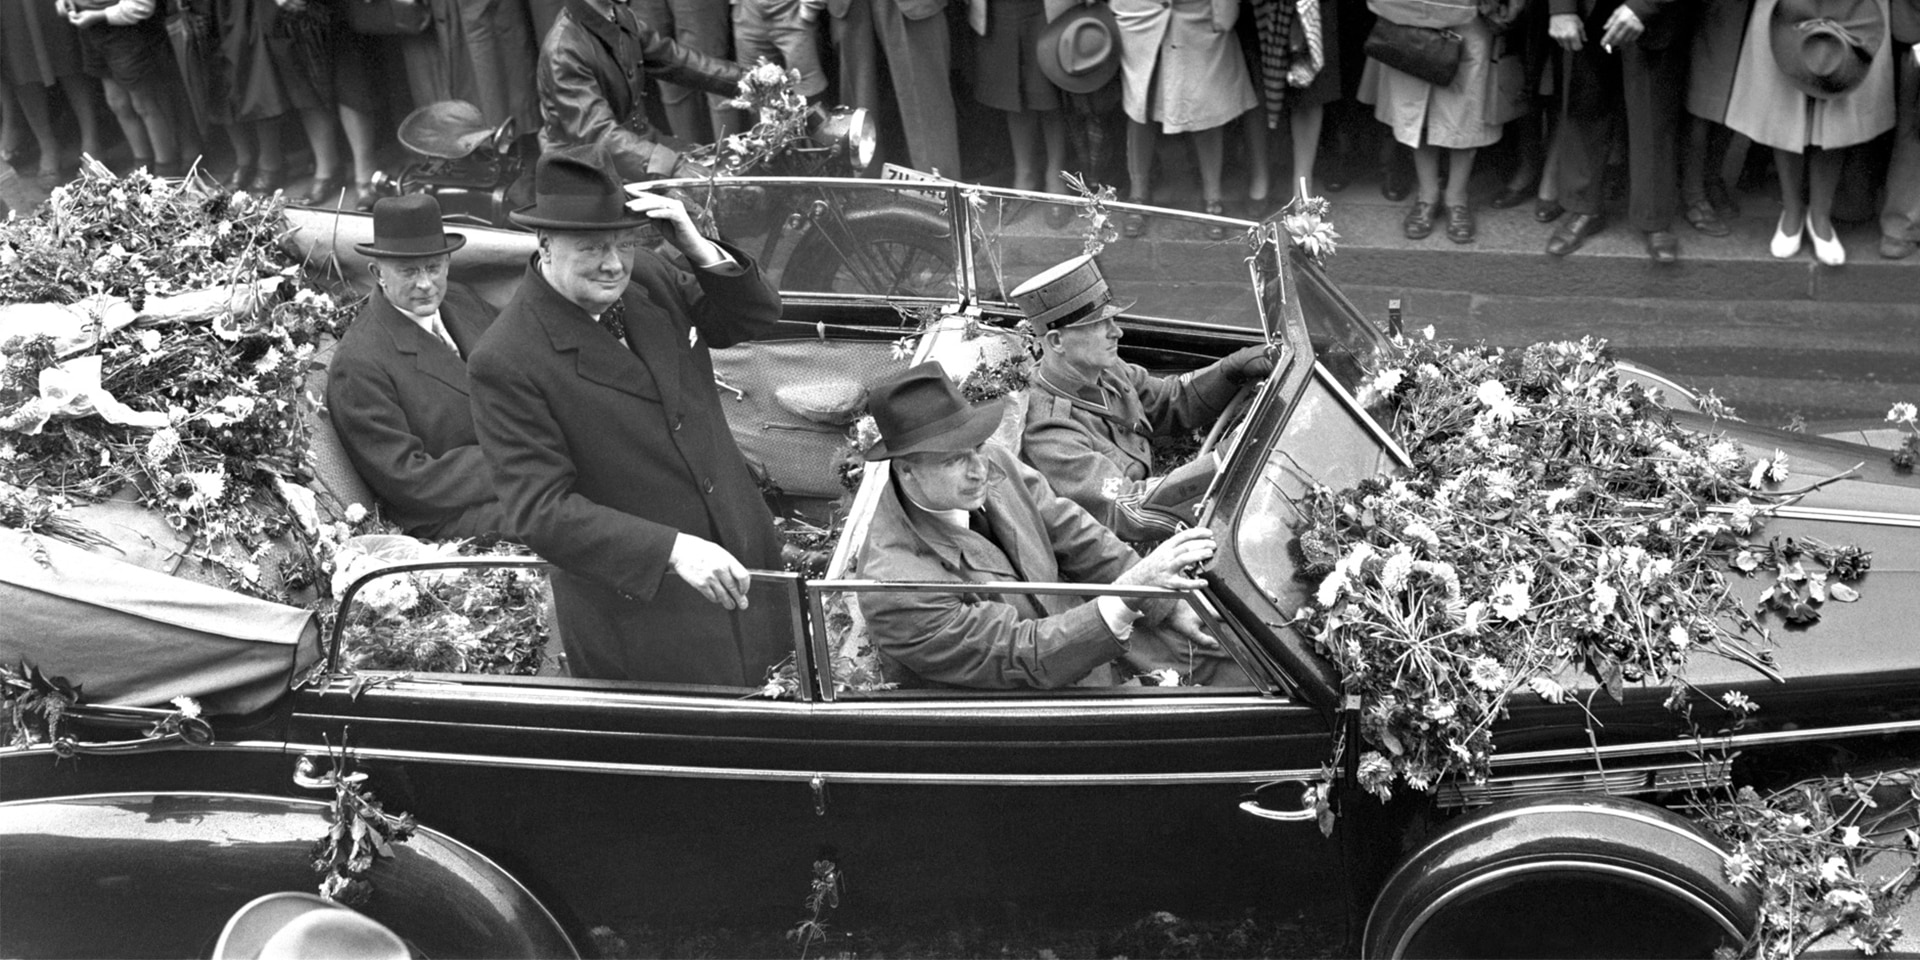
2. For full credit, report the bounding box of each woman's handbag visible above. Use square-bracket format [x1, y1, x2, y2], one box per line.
[1364, 18, 1464, 86]
[345, 0, 431, 35]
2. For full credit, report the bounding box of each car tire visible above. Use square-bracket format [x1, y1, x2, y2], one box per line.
[781, 206, 956, 299]
[1362, 794, 1760, 959]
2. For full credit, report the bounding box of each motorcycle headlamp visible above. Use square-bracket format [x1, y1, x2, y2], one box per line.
[817, 107, 877, 175]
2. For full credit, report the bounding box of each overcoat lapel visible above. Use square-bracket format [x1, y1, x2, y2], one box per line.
[522, 269, 662, 400]
[371, 295, 468, 396]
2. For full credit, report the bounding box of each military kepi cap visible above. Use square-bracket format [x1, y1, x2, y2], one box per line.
[1008, 255, 1135, 332]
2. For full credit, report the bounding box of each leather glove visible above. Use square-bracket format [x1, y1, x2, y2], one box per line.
[1221, 344, 1278, 384]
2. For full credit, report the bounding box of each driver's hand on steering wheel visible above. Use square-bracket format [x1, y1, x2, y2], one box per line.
[1221, 343, 1280, 383]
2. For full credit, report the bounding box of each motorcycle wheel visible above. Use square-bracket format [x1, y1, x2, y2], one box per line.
[781, 215, 956, 299]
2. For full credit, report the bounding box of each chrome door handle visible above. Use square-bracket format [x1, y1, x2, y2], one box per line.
[292, 754, 369, 791]
[1238, 779, 1319, 823]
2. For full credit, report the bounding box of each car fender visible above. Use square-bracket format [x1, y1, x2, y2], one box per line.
[1362, 794, 1760, 959]
[0, 791, 577, 959]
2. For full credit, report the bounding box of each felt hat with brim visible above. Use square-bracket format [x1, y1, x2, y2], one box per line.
[1008, 254, 1135, 332]
[212, 892, 409, 960]
[864, 361, 1006, 461]
[1036, 4, 1122, 95]
[353, 193, 467, 259]
[508, 144, 653, 232]
[1771, 0, 1883, 98]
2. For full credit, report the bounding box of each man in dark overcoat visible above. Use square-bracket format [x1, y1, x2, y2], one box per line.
[327, 194, 506, 541]
[468, 145, 787, 686]
[858, 363, 1245, 689]
[1543, 0, 1692, 262]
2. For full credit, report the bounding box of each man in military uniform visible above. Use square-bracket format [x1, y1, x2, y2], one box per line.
[1017, 255, 1274, 542]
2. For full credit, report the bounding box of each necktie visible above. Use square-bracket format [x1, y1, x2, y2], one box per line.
[430, 315, 460, 358]
[599, 298, 628, 344]
[968, 510, 1004, 554]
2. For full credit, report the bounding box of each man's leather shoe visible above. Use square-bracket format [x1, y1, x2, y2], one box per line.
[1683, 200, 1731, 237]
[1534, 198, 1564, 223]
[1645, 229, 1680, 263]
[1881, 235, 1918, 260]
[1545, 213, 1605, 257]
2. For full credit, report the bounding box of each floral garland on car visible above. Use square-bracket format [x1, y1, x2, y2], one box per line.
[1294, 333, 1871, 800]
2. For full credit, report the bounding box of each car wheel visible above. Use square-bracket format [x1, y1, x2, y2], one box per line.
[1362, 794, 1759, 959]
[782, 208, 956, 299]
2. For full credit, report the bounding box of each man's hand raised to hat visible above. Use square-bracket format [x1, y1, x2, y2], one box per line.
[623, 186, 726, 266]
[670, 533, 753, 610]
[1114, 527, 1215, 600]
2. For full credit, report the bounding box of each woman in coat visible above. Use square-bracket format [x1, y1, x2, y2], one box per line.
[1723, 0, 1896, 264]
[1358, 0, 1505, 243]
[1111, 0, 1259, 238]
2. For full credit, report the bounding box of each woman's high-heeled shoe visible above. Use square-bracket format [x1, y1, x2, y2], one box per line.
[353, 182, 379, 213]
[1769, 210, 1804, 260]
[247, 166, 285, 194]
[1807, 212, 1845, 266]
[226, 164, 257, 190]
[299, 174, 352, 207]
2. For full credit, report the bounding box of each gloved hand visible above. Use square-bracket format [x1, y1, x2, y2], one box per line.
[1220, 343, 1279, 383]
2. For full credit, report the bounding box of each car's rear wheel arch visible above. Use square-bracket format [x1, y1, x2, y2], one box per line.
[1362, 794, 1760, 959]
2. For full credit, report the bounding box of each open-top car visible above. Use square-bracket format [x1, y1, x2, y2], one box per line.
[4, 178, 1919, 958]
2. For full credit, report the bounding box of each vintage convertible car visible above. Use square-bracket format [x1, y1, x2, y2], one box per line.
[4, 180, 1918, 958]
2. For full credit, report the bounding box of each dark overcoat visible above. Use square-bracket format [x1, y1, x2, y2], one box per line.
[467, 246, 785, 686]
[327, 283, 506, 540]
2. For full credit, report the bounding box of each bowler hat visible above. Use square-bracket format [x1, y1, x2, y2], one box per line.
[1771, 0, 1884, 98]
[1008, 254, 1135, 332]
[864, 362, 1006, 461]
[353, 194, 466, 259]
[508, 144, 652, 232]
[212, 892, 408, 960]
[1036, 4, 1122, 95]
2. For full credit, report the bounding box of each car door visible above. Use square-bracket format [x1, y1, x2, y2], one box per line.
[795, 578, 1344, 917]
[285, 567, 837, 934]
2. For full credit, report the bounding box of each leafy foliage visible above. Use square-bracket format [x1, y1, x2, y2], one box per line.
[1699, 772, 1920, 959]
[1295, 336, 1870, 799]
[332, 543, 551, 676]
[1889, 402, 1918, 473]
[786, 858, 843, 959]
[0, 660, 82, 747]
[309, 733, 416, 907]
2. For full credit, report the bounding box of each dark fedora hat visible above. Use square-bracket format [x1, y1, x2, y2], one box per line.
[1771, 0, 1884, 98]
[353, 193, 467, 259]
[1007, 254, 1135, 332]
[1036, 4, 1122, 95]
[864, 362, 1006, 461]
[508, 144, 653, 232]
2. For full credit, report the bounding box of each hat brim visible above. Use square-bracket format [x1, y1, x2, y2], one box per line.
[507, 205, 655, 232]
[212, 893, 339, 960]
[865, 396, 1006, 461]
[353, 233, 468, 259]
[1036, 8, 1122, 95]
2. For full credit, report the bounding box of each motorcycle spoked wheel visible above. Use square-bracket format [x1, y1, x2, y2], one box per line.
[781, 208, 957, 298]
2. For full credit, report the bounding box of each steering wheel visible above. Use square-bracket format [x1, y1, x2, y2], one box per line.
[1196, 381, 1257, 462]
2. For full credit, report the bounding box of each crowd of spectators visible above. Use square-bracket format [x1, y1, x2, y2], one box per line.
[3, 0, 1916, 261]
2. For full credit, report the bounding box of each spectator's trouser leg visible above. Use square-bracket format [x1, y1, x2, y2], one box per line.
[1880, 49, 1920, 244]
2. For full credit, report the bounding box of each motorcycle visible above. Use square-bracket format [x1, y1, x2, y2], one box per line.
[361, 100, 957, 299]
